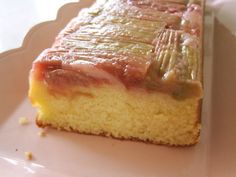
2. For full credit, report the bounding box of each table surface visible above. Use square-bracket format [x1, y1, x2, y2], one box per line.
[0, 0, 76, 53]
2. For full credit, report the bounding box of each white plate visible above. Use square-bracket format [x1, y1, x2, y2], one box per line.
[0, 1, 235, 176]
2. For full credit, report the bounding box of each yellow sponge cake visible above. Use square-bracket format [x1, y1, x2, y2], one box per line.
[29, 0, 203, 146]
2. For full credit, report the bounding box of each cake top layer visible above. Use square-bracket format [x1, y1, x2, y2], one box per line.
[33, 0, 203, 99]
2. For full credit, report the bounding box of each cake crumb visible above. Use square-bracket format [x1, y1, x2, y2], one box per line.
[38, 129, 46, 137]
[24, 151, 33, 160]
[19, 117, 30, 125]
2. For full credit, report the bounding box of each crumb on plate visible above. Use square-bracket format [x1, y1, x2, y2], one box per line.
[18, 117, 30, 125]
[37, 129, 46, 137]
[24, 151, 33, 160]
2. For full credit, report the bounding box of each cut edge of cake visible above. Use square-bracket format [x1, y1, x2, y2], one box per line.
[29, 77, 201, 146]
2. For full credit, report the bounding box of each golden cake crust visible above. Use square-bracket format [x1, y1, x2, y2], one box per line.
[36, 115, 200, 147]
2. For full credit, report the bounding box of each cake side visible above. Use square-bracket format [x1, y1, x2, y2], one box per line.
[29, 78, 201, 146]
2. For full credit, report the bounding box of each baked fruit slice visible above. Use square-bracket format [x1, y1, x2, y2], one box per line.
[29, 0, 203, 146]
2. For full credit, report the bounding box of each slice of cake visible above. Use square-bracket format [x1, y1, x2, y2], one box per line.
[29, 0, 203, 146]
